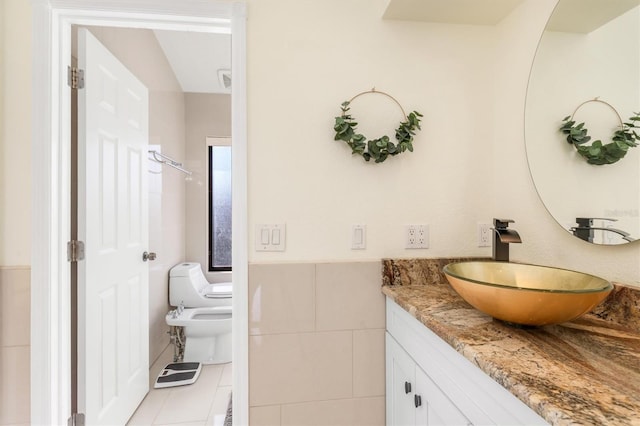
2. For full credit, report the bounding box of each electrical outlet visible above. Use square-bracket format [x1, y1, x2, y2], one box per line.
[405, 224, 429, 249]
[478, 223, 492, 247]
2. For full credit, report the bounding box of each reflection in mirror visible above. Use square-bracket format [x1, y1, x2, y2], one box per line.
[525, 0, 640, 245]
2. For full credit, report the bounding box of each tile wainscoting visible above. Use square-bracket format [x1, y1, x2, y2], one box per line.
[2, 261, 386, 426]
[248, 261, 385, 426]
[0, 267, 30, 425]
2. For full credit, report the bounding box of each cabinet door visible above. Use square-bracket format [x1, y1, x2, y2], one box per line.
[386, 333, 416, 426]
[415, 367, 470, 426]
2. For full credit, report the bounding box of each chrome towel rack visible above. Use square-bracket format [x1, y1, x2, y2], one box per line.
[148, 150, 192, 176]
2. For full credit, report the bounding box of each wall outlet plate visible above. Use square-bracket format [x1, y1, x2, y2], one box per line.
[405, 224, 429, 249]
[478, 223, 491, 247]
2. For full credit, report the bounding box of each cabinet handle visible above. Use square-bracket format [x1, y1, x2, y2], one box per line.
[414, 394, 422, 408]
[404, 381, 412, 394]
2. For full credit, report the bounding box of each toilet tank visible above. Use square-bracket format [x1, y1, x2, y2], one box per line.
[169, 262, 210, 307]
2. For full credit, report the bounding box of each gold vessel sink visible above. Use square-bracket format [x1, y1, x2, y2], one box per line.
[442, 261, 613, 326]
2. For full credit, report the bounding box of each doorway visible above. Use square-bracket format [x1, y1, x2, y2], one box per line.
[31, 2, 248, 425]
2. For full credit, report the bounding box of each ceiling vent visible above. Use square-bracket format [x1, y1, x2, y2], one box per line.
[218, 69, 231, 90]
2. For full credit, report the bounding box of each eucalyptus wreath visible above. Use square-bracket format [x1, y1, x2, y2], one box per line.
[559, 106, 640, 165]
[333, 96, 423, 163]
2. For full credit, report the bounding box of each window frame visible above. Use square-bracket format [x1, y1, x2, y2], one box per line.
[207, 137, 233, 272]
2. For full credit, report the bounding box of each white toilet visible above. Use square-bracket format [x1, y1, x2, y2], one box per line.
[166, 262, 232, 364]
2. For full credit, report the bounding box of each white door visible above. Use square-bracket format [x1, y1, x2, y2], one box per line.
[77, 28, 150, 425]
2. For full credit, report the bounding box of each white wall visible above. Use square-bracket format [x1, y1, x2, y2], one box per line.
[0, 1, 3, 187]
[1, 1, 633, 281]
[2, 4, 638, 278]
[247, 0, 497, 263]
[0, 0, 31, 267]
[243, 0, 640, 286]
[0, 2, 32, 423]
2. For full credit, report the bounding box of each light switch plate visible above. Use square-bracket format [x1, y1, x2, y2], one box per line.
[351, 224, 366, 250]
[255, 224, 286, 251]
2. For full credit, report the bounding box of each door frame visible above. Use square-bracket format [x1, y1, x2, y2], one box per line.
[30, 1, 248, 425]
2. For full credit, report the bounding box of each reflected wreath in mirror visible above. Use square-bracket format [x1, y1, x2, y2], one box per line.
[333, 89, 423, 163]
[559, 98, 640, 165]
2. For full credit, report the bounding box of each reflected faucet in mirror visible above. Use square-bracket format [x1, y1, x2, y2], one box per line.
[571, 217, 635, 243]
[492, 218, 522, 262]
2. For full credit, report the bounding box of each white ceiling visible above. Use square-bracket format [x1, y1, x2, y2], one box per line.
[383, 0, 525, 25]
[546, 0, 639, 33]
[151, 0, 638, 94]
[153, 30, 231, 94]
[382, 0, 639, 33]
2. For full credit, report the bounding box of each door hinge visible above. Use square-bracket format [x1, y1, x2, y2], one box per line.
[67, 240, 85, 262]
[67, 66, 85, 89]
[67, 413, 85, 426]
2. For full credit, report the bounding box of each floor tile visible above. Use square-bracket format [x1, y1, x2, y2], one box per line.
[153, 365, 224, 424]
[148, 345, 175, 388]
[127, 342, 232, 426]
[207, 385, 232, 426]
[127, 388, 171, 425]
[219, 362, 232, 387]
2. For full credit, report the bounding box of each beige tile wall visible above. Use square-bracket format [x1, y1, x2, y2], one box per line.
[0, 267, 30, 425]
[248, 261, 385, 426]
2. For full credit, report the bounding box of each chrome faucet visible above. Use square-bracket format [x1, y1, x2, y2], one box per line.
[492, 218, 522, 262]
[169, 301, 185, 319]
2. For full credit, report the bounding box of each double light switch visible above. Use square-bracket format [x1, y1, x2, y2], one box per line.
[255, 224, 286, 251]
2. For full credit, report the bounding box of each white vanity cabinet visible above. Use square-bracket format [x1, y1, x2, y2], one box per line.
[387, 333, 470, 425]
[385, 298, 548, 426]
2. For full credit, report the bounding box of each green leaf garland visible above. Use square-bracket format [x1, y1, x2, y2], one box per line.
[334, 100, 423, 163]
[560, 113, 640, 165]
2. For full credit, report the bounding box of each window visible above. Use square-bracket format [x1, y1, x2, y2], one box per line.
[208, 143, 232, 271]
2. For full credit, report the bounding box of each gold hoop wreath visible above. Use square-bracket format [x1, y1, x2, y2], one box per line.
[559, 97, 640, 165]
[333, 88, 423, 163]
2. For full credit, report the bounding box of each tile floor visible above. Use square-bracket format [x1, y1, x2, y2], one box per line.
[128, 345, 232, 426]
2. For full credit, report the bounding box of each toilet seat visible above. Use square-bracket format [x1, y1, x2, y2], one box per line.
[166, 306, 232, 327]
[202, 282, 232, 299]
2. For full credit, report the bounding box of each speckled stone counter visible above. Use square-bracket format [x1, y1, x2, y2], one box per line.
[382, 258, 640, 426]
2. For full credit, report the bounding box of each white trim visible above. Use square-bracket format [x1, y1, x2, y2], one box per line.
[206, 136, 232, 147]
[231, 4, 248, 424]
[31, 2, 248, 425]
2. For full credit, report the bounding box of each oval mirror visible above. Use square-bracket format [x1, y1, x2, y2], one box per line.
[525, 0, 640, 245]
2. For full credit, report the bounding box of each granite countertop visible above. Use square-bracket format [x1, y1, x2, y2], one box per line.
[382, 258, 640, 426]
